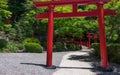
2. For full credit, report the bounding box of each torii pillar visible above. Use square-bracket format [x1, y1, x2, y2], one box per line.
[47, 5, 54, 67]
[87, 32, 93, 49]
[93, 34, 98, 43]
[97, 2, 108, 68]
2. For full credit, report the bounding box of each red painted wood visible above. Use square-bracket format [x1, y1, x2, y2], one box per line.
[54, 0, 109, 1]
[93, 34, 98, 43]
[73, 4, 78, 13]
[86, 32, 93, 48]
[33, 0, 110, 8]
[5, 19, 10, 24]
[36, 9, 116, 19]
[97, 2, 109, 68]
[46, 5, 54, 67]
[87, 36, 92, 48]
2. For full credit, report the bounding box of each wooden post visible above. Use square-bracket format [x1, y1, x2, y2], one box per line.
[47, 5, 54, 67]
[97, 2, 109, 68]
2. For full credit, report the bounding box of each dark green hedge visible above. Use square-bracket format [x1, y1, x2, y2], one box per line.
[54, 42, 67, 52]
[91, 43, 100, 59]
[107, 44, 120, 64]
[54, 42, 82, 52]
[66, 44, 81, 51]
[0, 39, 7, 49]
[91, 43, 120, 64]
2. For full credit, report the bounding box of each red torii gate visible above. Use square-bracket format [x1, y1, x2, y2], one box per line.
[86, 32, 99, 48]
[86, 32, 94, 49]
[33, 0, 116, 69]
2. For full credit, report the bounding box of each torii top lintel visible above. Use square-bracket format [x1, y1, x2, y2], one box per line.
[33, 0, 110, 8]
[34, 0, 116, 19]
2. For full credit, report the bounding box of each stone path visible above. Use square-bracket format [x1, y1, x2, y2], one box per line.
[52, 46, 120, 75]
[52, 47, 97, 75]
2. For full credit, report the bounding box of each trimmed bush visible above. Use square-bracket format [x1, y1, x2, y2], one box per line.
[91, 43, 120, 64]
[54, 42, 67, 52]
[25, 43, 43, 53]
[54, 42, 81, 52]
[67, 44, 81, 51]
[24, 38, 40, 44]
[0, 39, 7, 49]
[17, 44, 24, 50]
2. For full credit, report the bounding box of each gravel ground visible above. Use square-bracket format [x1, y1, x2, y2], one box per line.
[0, 48, 120, 75]
[0, 52, 71, 75]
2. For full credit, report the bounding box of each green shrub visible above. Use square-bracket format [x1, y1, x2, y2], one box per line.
[0, 39, 8, 49]
[6, 42, 19, 52]
[0, 49, 6, 53]
[17, 44, 24, 50]
[67, 44, 75, 51]
[41, 42, 46, 50]
[67, 44, 81, 51]
[24, 38, 40, 44]
[91, 43, 120, 64]
[4, 24, 12, 33]
[54, 42, 81, 52]
[107, 44, 120, 64]
[25, 43, 43, 53]
[54, 42, 67, 52]
[75, 45, 82, 50]
[91, 43, 100, 59]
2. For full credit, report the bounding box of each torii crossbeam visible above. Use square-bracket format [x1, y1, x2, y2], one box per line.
[36, 9, 115, 19]
[33, 0, 116, 70]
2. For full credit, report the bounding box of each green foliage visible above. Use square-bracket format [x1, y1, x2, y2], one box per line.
[0, 0, 12, 19]
[107, 44, 120, 64]
[54, 42, 81, 52]
[0, 0, 12, 32]
[0, 42, 24, 53]
[25, 43, 43, 53]
[67, 44, 75, 51]
[76, 45, 82, 50]
[17, 44, 24, 50]
[14, 23, 24, 41]
[8, 0, 26, 21]
[0, 39, 7, 49]
[0, 0, 12, 20]
[5, 42, 19, 53]
[54, 42, 67, 52]
[4, 24, 12, 33]
[91, 43, 120, 64]
[8, 28, 17, 40]
[67, 44, 81, 51]
[24, 38, 40, 44]
[104, 0, 120, 43]
[55, 5, 72, 12]
[91, 43, 100, 59]
[55, 18, 84, 39]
